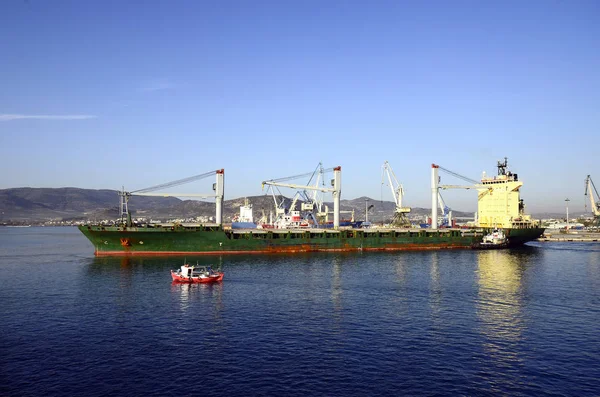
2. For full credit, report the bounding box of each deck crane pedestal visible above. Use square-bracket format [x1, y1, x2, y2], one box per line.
[585, 175, 600, 226]
[262, 165, 342, 229]
[118, 169, 225, 227]
[382, 161, 411, 227]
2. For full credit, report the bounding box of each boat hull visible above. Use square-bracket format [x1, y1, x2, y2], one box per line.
[171, 270, 224, 283]
[231, 222, 258, 229]
[78, 225, 545, 256]
[472, 242, 509, 250]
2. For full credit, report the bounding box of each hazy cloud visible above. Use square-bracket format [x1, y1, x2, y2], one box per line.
[0, 114, 97, 121]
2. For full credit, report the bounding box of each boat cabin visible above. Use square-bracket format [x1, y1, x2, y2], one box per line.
[180, 264, 192, 277]
[193, 266, 214, 276]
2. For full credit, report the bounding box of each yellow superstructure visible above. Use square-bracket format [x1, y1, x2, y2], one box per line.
[476, 159, 539, 229]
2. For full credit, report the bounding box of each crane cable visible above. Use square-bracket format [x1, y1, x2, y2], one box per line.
[437, 165, 479, 185]
[266, 163, 334, 184]
[132, 170, 217, 194]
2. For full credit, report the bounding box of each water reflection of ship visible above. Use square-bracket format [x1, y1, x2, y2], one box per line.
[475, 249, 536, 364]
[331, 257, 343, 323]
[87, 256, 135, 278]
[589, 250, 600, 290]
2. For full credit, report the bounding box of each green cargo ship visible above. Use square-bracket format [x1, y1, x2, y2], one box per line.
[77, 224, 543, 256]
[77, 160, 545, 256]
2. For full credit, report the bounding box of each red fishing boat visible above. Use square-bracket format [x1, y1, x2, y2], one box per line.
[171, 263, 224, 283]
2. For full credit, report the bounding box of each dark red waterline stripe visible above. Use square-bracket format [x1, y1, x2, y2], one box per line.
[95, 246, 471, 256]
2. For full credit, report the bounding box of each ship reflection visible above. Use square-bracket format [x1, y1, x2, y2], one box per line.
[172, 281, 223, 309]
[588, 249, 600, 290]
[475, 249, 534, 364]
[429, 251, 442, 317]
[171, 282, 225, 338]
[393, 254, 410, 284]
[331, 256, 343, 323]
[86, 256, 136, 290]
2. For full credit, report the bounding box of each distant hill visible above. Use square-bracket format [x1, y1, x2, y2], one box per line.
[0, 187, 474, 224]
[0, 188, 179, 222]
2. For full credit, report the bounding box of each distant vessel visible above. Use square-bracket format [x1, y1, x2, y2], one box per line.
[231, 198, 258, 229]
[321, 220, 364, 229]
[78, 160, 545, 256]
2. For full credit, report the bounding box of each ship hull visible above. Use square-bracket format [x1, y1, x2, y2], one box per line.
[78, 225, 545, 256]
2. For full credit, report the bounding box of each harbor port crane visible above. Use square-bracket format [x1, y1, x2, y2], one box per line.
[585, 175, 600, 225]
[381, 161, 411, 227]
[262, 164, 342, 228]
[118, 169, 225, 226]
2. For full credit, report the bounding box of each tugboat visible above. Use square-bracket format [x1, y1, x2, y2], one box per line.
[171, 262, 224, 283]
[474, 229, 509, 249]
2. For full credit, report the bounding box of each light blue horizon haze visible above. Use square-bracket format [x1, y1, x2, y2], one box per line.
[1, 1, 598, 214]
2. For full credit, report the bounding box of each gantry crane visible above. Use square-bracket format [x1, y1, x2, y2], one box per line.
[381, 161, 411, 226]
[585, 175, 600, 225]
[119, 169, 224, 226]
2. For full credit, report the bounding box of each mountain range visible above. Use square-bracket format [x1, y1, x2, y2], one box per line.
[0, 187, 564, 225]
[0, 187, 472, 224]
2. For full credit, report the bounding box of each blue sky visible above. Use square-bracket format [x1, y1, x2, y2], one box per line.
[1, 0, 598, 214]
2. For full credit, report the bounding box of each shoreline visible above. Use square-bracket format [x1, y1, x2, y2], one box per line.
[538, 231, 600, 242]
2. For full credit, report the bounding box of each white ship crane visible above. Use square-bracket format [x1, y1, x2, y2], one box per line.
[381, 161, 411, 226]
[262, 163, 332, 227]
[262, 164, 327, 226]
[263, 184, 288, 221]
[585, 175, 600, 225]
[119, 169, 225, 226]
[301, 163, 333, 224]
[431, 164, 481, 230]
[262, 164, 342, 228]
[437, 191, 453, 227]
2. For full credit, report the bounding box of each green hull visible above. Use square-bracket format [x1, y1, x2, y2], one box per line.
[78, 224, 545, 256]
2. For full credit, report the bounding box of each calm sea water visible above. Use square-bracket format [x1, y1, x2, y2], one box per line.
[1, 227, 599, 396]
